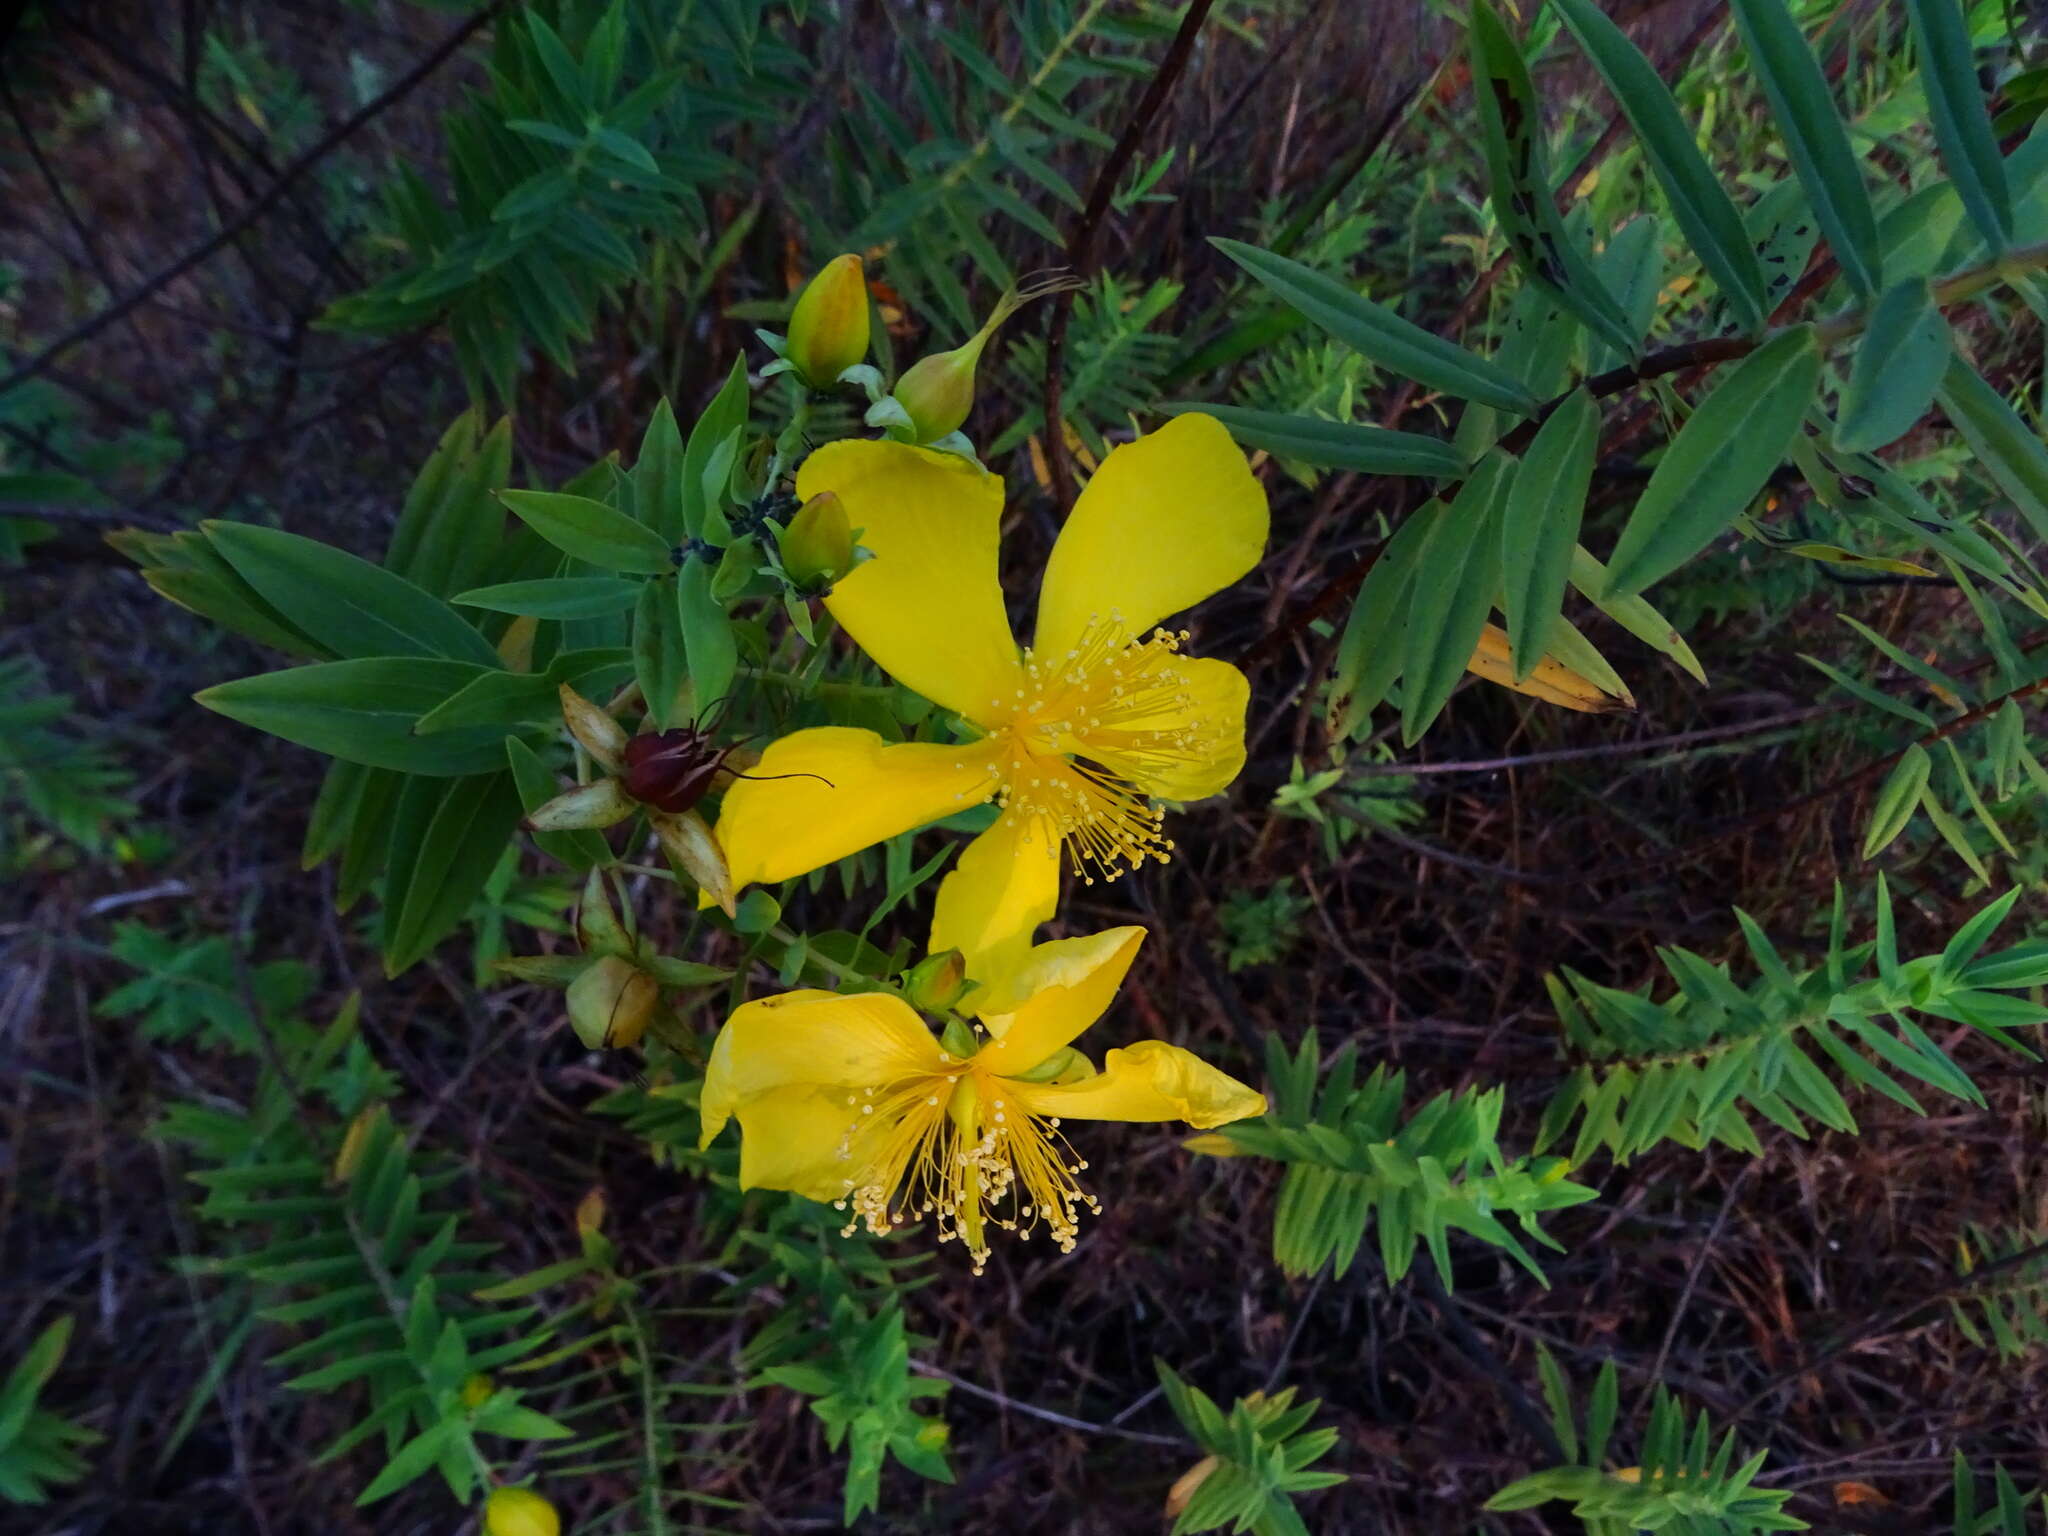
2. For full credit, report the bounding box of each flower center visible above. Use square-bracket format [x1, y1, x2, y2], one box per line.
[975, 614, 1218, 886]
[832, 1060, 1098, 1274]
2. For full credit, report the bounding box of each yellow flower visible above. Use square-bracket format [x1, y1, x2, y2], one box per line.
[711, 413, 1267, 979]
[698, 927, 1264, 1271]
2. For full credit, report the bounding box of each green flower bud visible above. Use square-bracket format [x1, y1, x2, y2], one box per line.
[566, 954, 658, 1049]
[902, 948, 970, 1014]
[880, 273, 1082, 444]
[484, 1486, 560, 1536]
[786, 253, 870, 387]
[780, 491, 856, 590]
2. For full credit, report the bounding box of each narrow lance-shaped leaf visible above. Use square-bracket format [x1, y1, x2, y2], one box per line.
[676, 555, 737, 713]
[1602, 325, 1821, 598]
[1836, 279, 1951, 452]
[1865, 744, 1931, 859]
[1467, 0, 1640, 360]
[1728, 0, 1884, 296]
[1403, 454, 1514, 744]
[498, 489, 675, 575]
[1934, 358, 2048, 545]
[1165, 402, 1468, 478]
[1501, 389, 1598, 680]
[1551, 0, 1769, 332]
[1905, 0, 2013, 250]
[204, 523, 502, 667]
[1329, 506, 1439, 739]
[1211, 238, 1541, 415]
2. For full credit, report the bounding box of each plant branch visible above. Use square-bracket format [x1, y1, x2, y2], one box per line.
[1241, 238, 2048, 670]
[1042, 0, 1215, 510]
[0, 2, 503, 402]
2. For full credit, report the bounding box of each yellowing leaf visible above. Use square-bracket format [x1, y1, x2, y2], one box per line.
[1466, 624, 1630, 713]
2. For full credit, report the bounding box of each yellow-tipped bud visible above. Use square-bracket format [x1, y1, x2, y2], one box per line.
[566, 954, 658, 1050]
[902, 948, 969, 1013]
[786, 254, 870, 387]
[484, 1486, 561, 1536]
[780, 491, 856, 590]
[575, 1187, 607, 1240]
[461, 1373, 494, 1409]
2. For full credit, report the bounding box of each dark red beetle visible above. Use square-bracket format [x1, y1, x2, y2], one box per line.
[619, 727, 829, 815]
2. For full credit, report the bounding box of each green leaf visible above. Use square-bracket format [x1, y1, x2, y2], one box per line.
[384, 772, 524, 975]
[1602, 325, 1821, 598]
[633, 576, 689, 728]
[205, 523, 500, 667]
[1934, 359, 2048, 545]
[385, 411, 512, 599]
[1568, 547, 1705, 682]
[1501, 389, 1598, 681]
[1211, 239, 1540, 415]
[497, 490, 675, 574]
[1835, 279, 1950, 452]
[1467, 0, 1639, 359]
[681, 359, 750, 542]
[676, 555, 736, 712]
[1167, 403, 1467, 478]
[1863, 744, 1931, 858]
[633, 397, 686, 541]
[1403, 454, 1513, 744]
[1905, 0, 2013, 250]
[355, 1420, 458, 1505]
[1728, 0, 1883, 296]
[411, 671, 559, 735]
[452, 577, 642, 619]
[197, 659, 515, 776]
[1328, 509, 1437, 739]
[1552, 0, 1770, 333]
[504, 737, 610, 871]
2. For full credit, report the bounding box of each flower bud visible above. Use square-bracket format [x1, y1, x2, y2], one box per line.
[879, 274, 1081, 444]
[902, 948, 969, 1013]
[461, 1373, 494, 1409]
[484, 1486, 560, 1536]
[786, 254, 870, 387]
[780, 491, 856, 590]
[887, 345, 981, 445]
[567, 954, 658, 1049]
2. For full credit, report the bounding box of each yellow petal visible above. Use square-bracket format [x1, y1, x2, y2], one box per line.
[929, 809, 1061, 985]
[801, 439, 1023, 724]
[1077, 654, 1249, 802]
[1009, 1040, 1266, 1127]
[724, 1086, 868, 1201]
[700, 988, 940, 1147]
[714, 727, 1002, 889]
[1034, 414, 1268, 658]
[972, 926, 1145, 1075]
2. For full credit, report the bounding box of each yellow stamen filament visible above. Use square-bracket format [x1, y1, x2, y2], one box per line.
[831, 1066, 1098, 1274]
[962, 614, 1217, 886]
